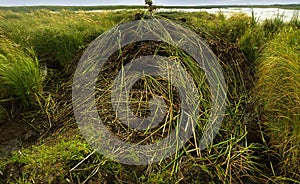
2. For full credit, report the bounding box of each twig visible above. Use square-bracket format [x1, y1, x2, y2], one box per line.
[70, 150, 96, 172]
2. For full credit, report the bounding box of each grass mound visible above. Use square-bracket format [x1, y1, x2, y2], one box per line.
[255, 28, 300, 180]
[0, 34, 42, 110]
[90, 16, 258, 182]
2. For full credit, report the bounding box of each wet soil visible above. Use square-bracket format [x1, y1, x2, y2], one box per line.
[0, 121, 37, 158]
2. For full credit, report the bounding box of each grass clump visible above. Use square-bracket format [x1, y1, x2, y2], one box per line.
[218, 13, 252, 43]
[255, 28, 300, 180]
[239, 16, 286, 63]
[186, 12, 252, 43]
[238, 25, 266, 62]
[261, 17, 285, 36]
[0, 35, 42, 110]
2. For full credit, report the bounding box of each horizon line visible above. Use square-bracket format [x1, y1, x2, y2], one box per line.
[0, 3, 299, 7]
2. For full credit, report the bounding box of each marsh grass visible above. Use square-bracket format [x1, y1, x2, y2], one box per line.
[0, 35, 42, 110]
[0, 10, 137, 75]
[179, 12, 252, 43]
[0, 9, 299, 183]
[238, 13, 291, 63]
[255, 28, 300, 180]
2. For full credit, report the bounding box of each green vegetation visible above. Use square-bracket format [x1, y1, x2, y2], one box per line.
[0, 10, 135, 75]
[255, 27, 300, 179]
[0, 35, 42, 110]
[239, 16, 288, 62]
[0, 4, 299, 12]
[0, 5, 145, 12]
[0, 8, 299, 183]
[1, 133, 92, 183]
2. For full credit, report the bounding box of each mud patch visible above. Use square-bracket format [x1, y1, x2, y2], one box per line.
[0, 162, 25, 183]
[0, 122, 37, 158]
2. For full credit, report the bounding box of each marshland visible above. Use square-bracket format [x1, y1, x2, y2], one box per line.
[0, 4, 299, 183]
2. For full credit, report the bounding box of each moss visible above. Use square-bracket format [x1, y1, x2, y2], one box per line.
[0, 132, 92, 183]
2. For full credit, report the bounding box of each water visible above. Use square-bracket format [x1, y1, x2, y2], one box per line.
[157, 8, 299, 22]
[84, 7, 299, 22]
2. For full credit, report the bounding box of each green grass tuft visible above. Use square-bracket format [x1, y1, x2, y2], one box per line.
[0, 35, 42, 110]
[255, 27, 300, 179]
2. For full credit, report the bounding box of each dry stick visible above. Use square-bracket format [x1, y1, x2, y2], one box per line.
[70, 150, 97, 172]
[82, 165, 101, 184]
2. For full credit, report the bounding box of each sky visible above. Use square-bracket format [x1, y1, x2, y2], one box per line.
[0, 0, 299, 6]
